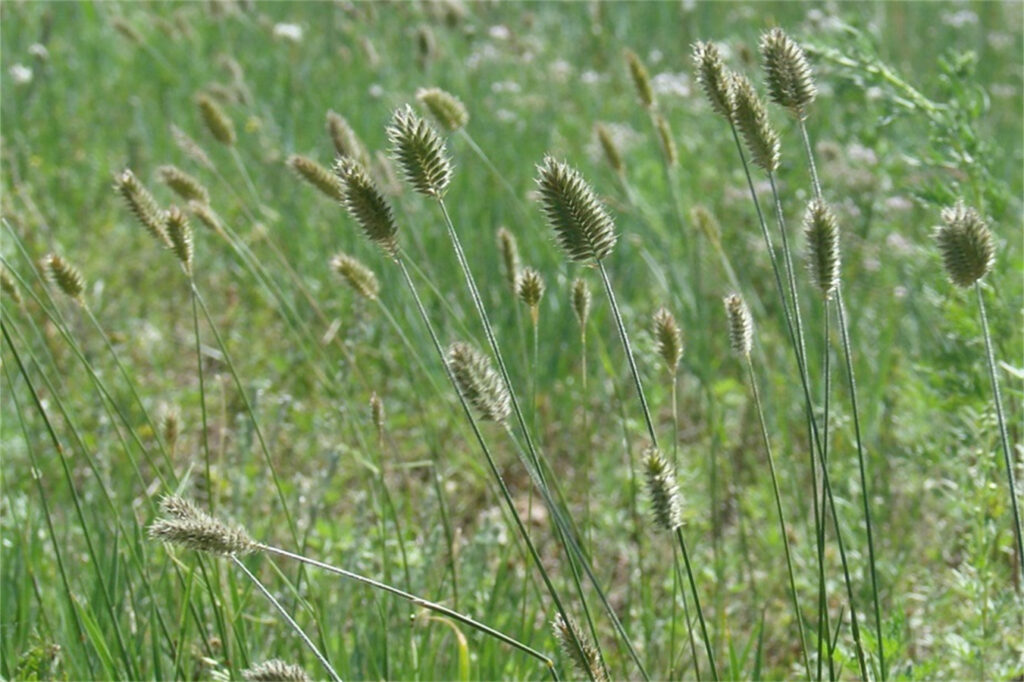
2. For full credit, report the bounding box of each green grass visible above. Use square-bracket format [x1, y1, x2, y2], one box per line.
[2, 2, 1021, 680]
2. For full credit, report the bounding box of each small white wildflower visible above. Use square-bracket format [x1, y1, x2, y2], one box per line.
[847, 143, 877, 165]
[651, 71, 691, 98]
[884, 196, 913, 212]
[368, 83, 384, 98]
[580, 70, 601, 85]
[28, 43, 49, 60]
[273, 22, 303, 42]
[488, 24, 510, 40]
[9, 64, 32, 84]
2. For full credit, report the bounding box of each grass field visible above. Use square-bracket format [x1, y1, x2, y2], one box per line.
[2, 2, 1022, 680]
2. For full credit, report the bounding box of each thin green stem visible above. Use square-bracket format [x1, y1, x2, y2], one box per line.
[674, 527, 718, 681]
[188, 276, 214, 512]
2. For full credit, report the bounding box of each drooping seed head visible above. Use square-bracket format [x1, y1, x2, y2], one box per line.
[170, 124, 214, 170]
[552, 613, 608, 682]
[165, 206, 194, 273]
[446, 341, 511, 423]
[803, 198, 841, 298]
[42, 253, 85, 301]
[516, 267, 545, 310]
[595, 123, 624, 174]
[330, 251, 380, 300]
[692, 40, 734, 120]
[652, 307, 682, 373]
[387, 104, 453, 199]
[187, 200, 223, 234]
[242, 660, 311, 682]
[496, 227, 521, 294]
[416, 87, 469, 132]
[760, 27, 817, 118]
[724, 294, 753, 357]
[115, 169, 172, 248]
[287, 155, 345, 202]
[1, 268, 22, 306]
[148, 495, 257, 556]
[334, 158, 400, 257]
[572, 277, 591, 329]
[934, 200, 995, 288]
[325, 110, 370, 168]
[158, 164, 210, 204]
[730, 73, 780, 173]
[624, 48, 655, 109]
[643, 447, 683, 532]
[196, 93, 236, 146]
[535, 156, 617, 262]
[653, 113, 678, 167]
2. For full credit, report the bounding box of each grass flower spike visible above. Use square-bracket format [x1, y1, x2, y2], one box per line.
[803, 198, 841, 298]
[497, 227, 521, 293]
[730, 73, 780, 173]
[643, 447, 683, 532]
[724, 294, 753, 357]
[288, 155, 345, 202]
[148, 495, 256, 556]
[416, 87, 469, 132]
[535, 156, 617, 262]
[624, 48, 655, 109]
[115, 169, 172, 247]
[572, 277, 591, 329]
[326, 110, 370, 167]
[595, 123, 624, 174]
[653, 307, 682, 373]
[43, 253, 85, 301]
[197, 93, 236, 146]
[935, 200, 995, 288]
[2, 268, 22, 306]
[330, 252, 379, 300]
[517, 267, 545, 310]
[693, 41, 734, 120]
[165, 206, 194, 273]
[387, 104, 452, 198]
[334, 157, 400, 256]
[552, 614, 607, 682]
[760, 27, 817, 117]
[158, 164, 210, 204]
[242, 660, 311, 682]
[446, 342, 511, 423]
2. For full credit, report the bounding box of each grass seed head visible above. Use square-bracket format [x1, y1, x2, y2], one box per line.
[691, 205, 721, 247]
[803, 198, 841, 298]
[148, 495, 256, 556]
[387, 104, 453, 199]
[197, 93, 236, 146]
[242, 660, 311, 682]
[330, 252, 380, 301]
[730, 73, 780, 173]
[165, 206, 194, 273]
[497, 227, 521, 294]
[288, 155, 345, 202]
[535, 156, 617, 262]
[572, 277, 591, 329]
[326, 110, 370, 167]
[170, 124, 214, 170]
[643, 447, 683, 532]
[624, 48, 655, 109]
[516, 267, 545, 310]
[43, 253, 85, 301]
[416, 86, 469, 132]
[161, 405, 181, 451]
[935, 200, 995, 288]
[654, 113, 678, 167]
[115, 169, 172, 248]
[693, 40, 734, 120]
[595, 123, 624, 174]
[724, 294, 753, 357]
[447, 341, 511, 423]
[187, 200, 223, 234]
[158, 164, 210, 204]
[334, 158, 400, 257]
[760, 27, 817, 117]
[552, 613, 607, 682]
[653, 307, 682, 373]
[1, 268, 22, 306]
[370, 392, 385, 436]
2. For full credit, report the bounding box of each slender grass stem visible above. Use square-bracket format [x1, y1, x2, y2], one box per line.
[674, 528, 718, 681]
[188, 276, 215, 512]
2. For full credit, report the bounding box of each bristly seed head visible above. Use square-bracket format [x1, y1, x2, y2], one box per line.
[446, 342, 511, 423]
[572, 277, 591, 330]
[535, 156, 617, 263]
[760, 27, 817, 118]
[196, 93, 236, 146]
[624, 48, 655, 109]
[516, 267, 545, 310]
[1, 268, 22, 306]
[165, 206, 194, 273]
[242, 660, 311, 682]
[158, 164, 210, 204]
[724, 294, 753, 357]
[416, 87, 469, 132]
[170, 124, 214, 170]
[288, 155, 345, 202]
[325, 110, 370, 168]
[369, 392, 385, 438]
[595, 123, 624, 174]
[693, 40, 734, 120]
[161, 405, 180, 451]
[730, 73, 780, 173]
[552, 613, 608, 682]
[935, 200, 995, 288]
[496, 227, 521, 294]
[643, 447, 683, 532]
[187, 200, 223, 234]
[803, 198, 841, 298]
[652, 307, 682, 373]
[334, 158, 400, 257]
[42, 253, 85, 301]
[148, 495, 257, 556]
[115, 169, 172, 248]
[330, 251, 380, 301]
[654, 113, 678, 167]
[387, 104, 453, 199]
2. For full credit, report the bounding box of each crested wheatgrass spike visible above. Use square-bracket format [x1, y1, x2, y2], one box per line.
[170, 124, 214, 170]
[158, 164, 210, 204]
[187, 200, 223, 234]
[416, 86, 469, 132]
[803, 198, 840, 298]
[693, 40, 734, 120]
[652, 307, 682, 373]
[43, 254, 85, 301]
[935, 200, 995, 288]
[760, 27, 817, 117]
[326, 110, 370, 167]
[197, 93, 236, 146]
[624, 48, 655, 109]
[730, 73, 780, 173]
[653, 113, 678, 167]
[497, 227, 521, 293]
[553, 613, 607, 682]
[572, 277, 591, 329]
[535, 156, 617, 262]
[724, 294, 753, 357]
[242, 660, 311, 682]
[387, 104, 453, 199]
[446, 341, 511, 423]
[115, 169, 172, 248]
[288, 155, 345, 202]
[516, 267, 545, 310]
[1, 268, 22, 306]
[334, 158, 400, 257]
[643, 447, 683, 532]
[330, 252, 380, 300]
[595, 123, 624, 174]
[165, 206, 194, 273]
[148, 495, 256, 555]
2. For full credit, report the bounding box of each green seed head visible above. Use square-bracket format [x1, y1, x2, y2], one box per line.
[416, 87, 469, 132]
[334, 158, 400, 257]
[535, 156, 617, 263]
[624, 48, 655, 109]
[387, 104, 453, 199]
[760, 27, 817, 118]
[242, 660, 311, 682]
[497, 227, 521, 294]
[572, 277, 591, 330]
[325, 110, 370, 168]
[654, 113, 678, 167]
[935, 200, 995, 288]
[730, 73, 780, 173]
[595, 123, 624, 174]
[330, 251, 380, 301]
[552, 613, 607, 682]
[165, 206, 195, 273]
[170, 124, 214, 170]
[115, 169, 172, 248]
[693, 40, 734, 120]
[724, 294, 753, 357]
[653, 307, 682, 373]
[148, 495, 257, 556]
[1, 268, 22, 306]
[158, 164, 210, 204]
[43, 253, 85, 301]
[516, 267, 545, 310]
[187, 200, 223, 235]
[196, 93, 236, 146]
[446, 342, 511, 423]
[643, 447, 682, 532]
[803, 198, 841, 298]
[288, 154, 345, 202]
